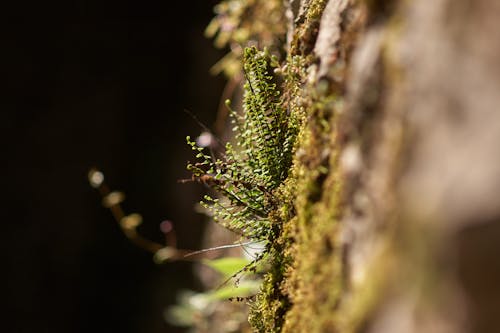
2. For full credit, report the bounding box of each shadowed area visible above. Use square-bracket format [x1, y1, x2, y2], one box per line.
[2, 3, 226, 333]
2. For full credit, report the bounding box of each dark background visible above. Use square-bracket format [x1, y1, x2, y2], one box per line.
[2, 2, 226, 332]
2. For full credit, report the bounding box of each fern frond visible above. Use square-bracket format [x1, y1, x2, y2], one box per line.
[186, 46, 300, 242]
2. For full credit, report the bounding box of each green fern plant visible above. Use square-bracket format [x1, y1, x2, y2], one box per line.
[186, 46, 298, 244]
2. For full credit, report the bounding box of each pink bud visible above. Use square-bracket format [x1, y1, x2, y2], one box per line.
[160, 220, 173, 234]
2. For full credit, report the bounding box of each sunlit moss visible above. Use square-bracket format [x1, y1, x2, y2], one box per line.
[290, 0, 329, 57]
[187, 0, 376, 331]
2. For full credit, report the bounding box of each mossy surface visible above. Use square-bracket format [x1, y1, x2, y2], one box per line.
[290, 0, 328, 57]
[244, 1, 371, 331]
[197, 0, 377, 332]
[192, 0, 479, 331]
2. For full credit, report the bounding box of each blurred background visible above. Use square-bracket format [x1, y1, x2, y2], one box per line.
[2, 2, 227, 332]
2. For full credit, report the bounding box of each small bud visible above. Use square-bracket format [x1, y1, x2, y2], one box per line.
[160, 220, 173, 234]
[88, 168, 104, 188]
[102, 191, 125, 208]
[153, 247, 178, 264]
[196, 131, 215, 148]
[120, 213, 143, 230]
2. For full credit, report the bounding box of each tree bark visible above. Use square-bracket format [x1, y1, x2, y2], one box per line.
[194, 1, 500, 331]
[294, 0, 500, 332]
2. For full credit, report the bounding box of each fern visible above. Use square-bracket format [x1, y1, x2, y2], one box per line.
[187, 46, 298, 242]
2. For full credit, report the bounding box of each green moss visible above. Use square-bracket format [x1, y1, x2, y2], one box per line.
[244, 48, 346, 332]
[290, 0, 328, 57]
[189, 0, 374, 331]
[279, 93, 345, 332]
[236, 1, 348, 330]
[248, 245, 291, 333]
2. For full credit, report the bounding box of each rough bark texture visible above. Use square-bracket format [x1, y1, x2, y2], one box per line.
[287, 0, 500, 332]
[196, 0, 500, 331]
